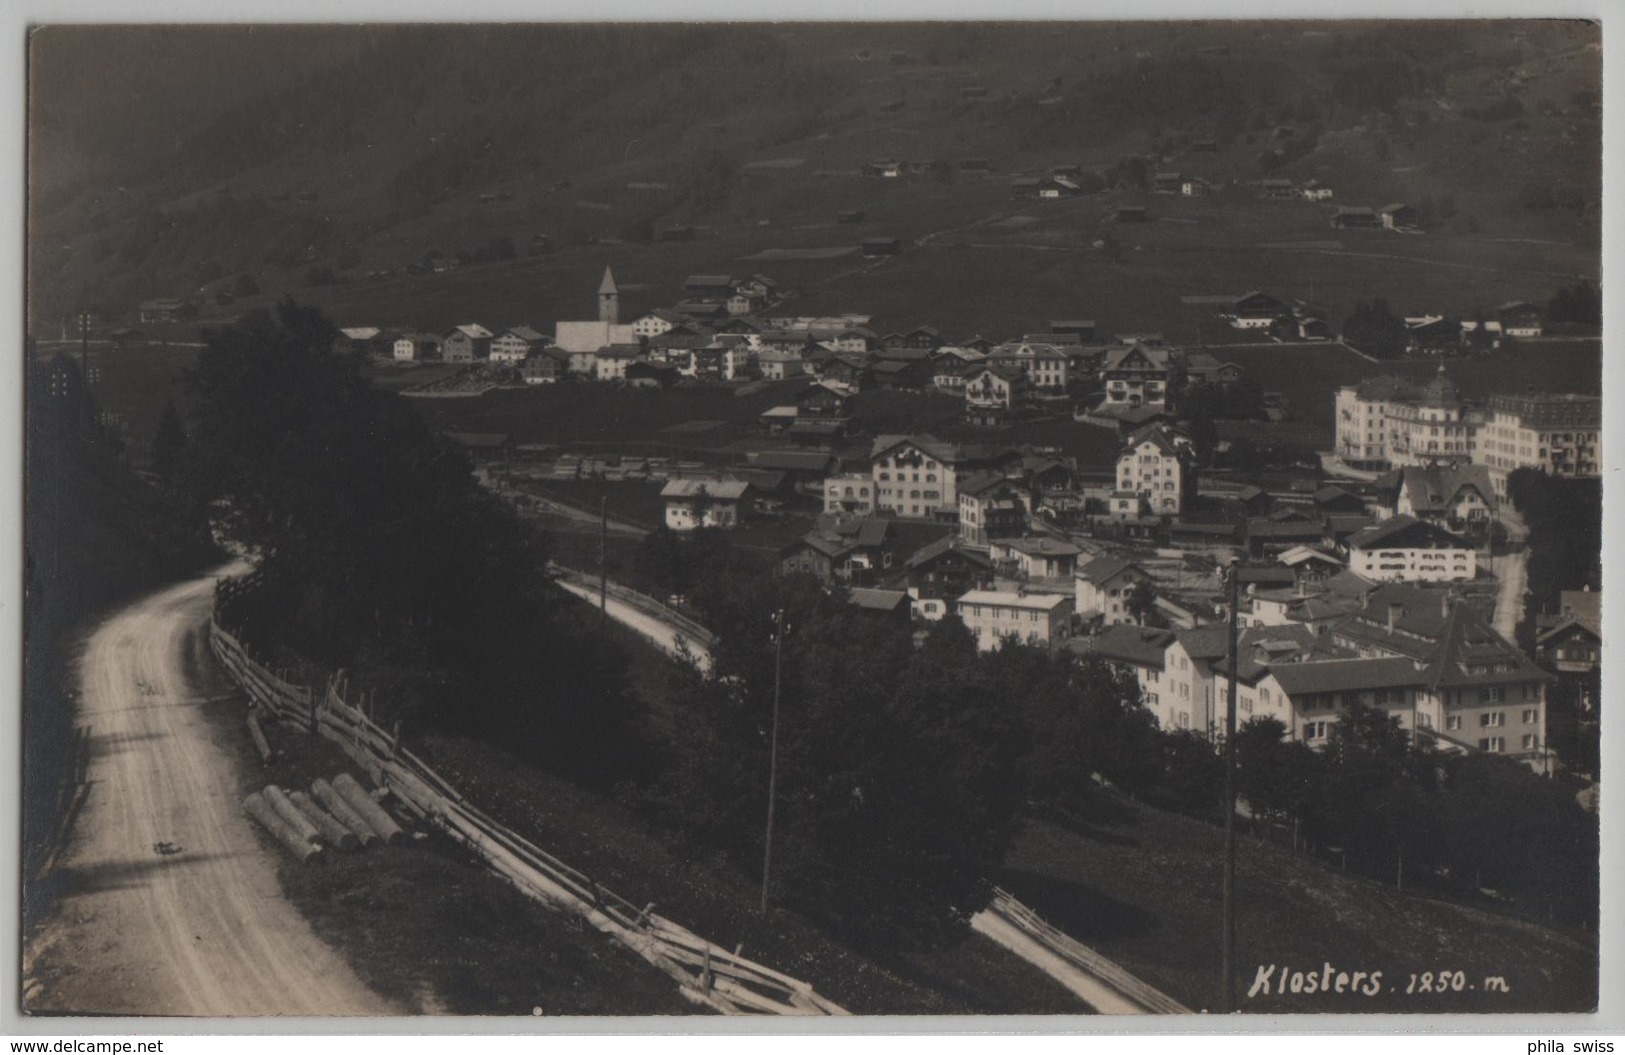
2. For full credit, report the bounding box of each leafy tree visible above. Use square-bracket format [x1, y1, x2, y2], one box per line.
[184, 300, 648, 787]
[1125, 579, 1161, 625]
[149, 399, 187, 479]
[1547, 281, 1601, 326]
[1341, 298, 1407, 359]
[651, 585, 1025, 948]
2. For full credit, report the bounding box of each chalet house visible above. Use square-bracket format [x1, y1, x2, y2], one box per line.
[685, 274, 736, 297]
[958, 157, 994, 178]
[869, 358, 930, 391]
[964, 365, 1026, 426]
[905, 537, 996, 621]
[848, 588, 913, 632]
[882, 326, 944, 353]
[1098, 343, 1175, 409]
[673, 299, 729, 321]
[393, 332, 440, 361]
[1152, 171, 1183, 194]
[748, 450, 838, 494]
[819, 354, 872, 390]
[1226, 290, 1287, 329]
[861, 237, 903, 257]
[1259, 178, 1296, 199]
[1313, 485, 1368, 516]
[961, 335, 998, 355]
[631, 309, 691, 339]
[1379, 203, 1418, 229]
[1496, 301, 1546, 338]
[757, 348, 807, 380]
[685, 344, 726, 382]
[831, 327, 878, 355]
[1535, 589, 1600, 721]
[864, 160, 903, 179]
[661, 478, 751, 531]
[992, 536, 1081, 581]
[1371, 464, 1496, 537]
[1243, 511, 1331, 559]
[1300, 179, 1333, 201]
[957, 590, 1073, 651]
[335, 327, 388, 356]
[823, 472, 877, 515]
[490, 326, 550, 364]
[1404, 315, 1458, 354]
[988, 341, 1069, 393]
[442, 324, 494, 362]
[958, 473, 1030, 545]
[1332, 206, 1380, 229]
[1181, 351, 1243, 387]
[1075, 555, 1152, 627]
[1346, 515, 1476, 583]
[1181, 177, 1213, 197]
[521, 350, 566, 384]
[780, 515, 896, 585]
[796, 379, 856, 425]
[594, 344, 644, 382]
[931, 347, 987, 391]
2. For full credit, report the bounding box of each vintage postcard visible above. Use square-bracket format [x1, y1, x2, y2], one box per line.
[20, 20, 1603, 1023]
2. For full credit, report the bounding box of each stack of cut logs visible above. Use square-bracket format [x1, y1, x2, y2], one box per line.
[243, 773, 405, 863]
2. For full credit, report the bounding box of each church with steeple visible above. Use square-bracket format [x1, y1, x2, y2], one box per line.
[554, 264, 636, 362]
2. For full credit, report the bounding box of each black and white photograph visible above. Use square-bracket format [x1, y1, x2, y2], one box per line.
[18, 18, 1608, 1023]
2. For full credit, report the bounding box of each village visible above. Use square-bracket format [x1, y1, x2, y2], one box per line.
[308, 259, 1602, 783]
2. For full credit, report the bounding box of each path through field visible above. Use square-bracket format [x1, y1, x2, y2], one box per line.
[25, 568, 396, 1017]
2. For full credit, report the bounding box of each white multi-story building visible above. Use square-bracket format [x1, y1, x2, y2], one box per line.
[1115, 424, 1197, 516]
[987, 341, 1069, 392]
[1346, 516, 1477, 583]
[1477, 393, 1601, 495]
[956, 590, 1073, 652]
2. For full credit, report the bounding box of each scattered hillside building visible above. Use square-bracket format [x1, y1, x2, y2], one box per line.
[1075, 555, 1153, 627]
[1116, 423, 1198, 516]
[661, 478, 751, 531]
[442, 323, 494, 362]
[905, 536, 997, 621]
[490, 326, 550, 364]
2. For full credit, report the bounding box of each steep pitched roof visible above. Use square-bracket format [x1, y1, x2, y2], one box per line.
[1084, 624, 1177, 668]
[1076, 554, 1144, 586]
[1347, 515, 1473, 551]
[598, 266, 619, 295]
[661, 478, 750, 500]
[1397, 465, 1496, 516]
[1422, 604, 1552, 690]
[905, 535, 996, 571]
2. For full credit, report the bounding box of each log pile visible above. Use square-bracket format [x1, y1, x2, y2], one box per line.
[210, 602, 846, 1017]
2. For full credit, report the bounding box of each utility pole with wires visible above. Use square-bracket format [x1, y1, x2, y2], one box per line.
[761, 606, 788, 916]
[1221, 559, 1240, 1013]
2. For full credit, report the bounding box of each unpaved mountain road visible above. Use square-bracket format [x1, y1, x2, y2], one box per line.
[25, 568, 396, 1017]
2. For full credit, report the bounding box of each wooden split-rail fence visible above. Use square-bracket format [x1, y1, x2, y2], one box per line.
[207, 580, 845, 1017]
[984, 888, 1191, 1015]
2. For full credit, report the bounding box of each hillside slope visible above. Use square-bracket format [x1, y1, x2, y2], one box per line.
[28, 21, 1599, 329]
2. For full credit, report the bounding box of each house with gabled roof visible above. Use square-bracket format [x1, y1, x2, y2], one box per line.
[1371, 464, 1496, 537]
[490, 325, 550, 364]
[963, 364, 1027, 426]
[992, 536, 1082, 581]
[1116, 423, 1198, 516]
[905, 536, 996, 621]
[957, 473, 1030, 545]
[871, 434, 1021, 519]
[779, 514, 896, 585]
[442, 323, 494, 362]
[1346, 515, 1477, 583]
[1075, 554, 1152, 627]
[661, 478, 751, 531]
[1098, 342, 1175, 410]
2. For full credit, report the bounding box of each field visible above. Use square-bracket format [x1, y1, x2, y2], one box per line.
[1003, 800, 1598, 1014]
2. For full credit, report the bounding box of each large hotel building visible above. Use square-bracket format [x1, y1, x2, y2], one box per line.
[1335, 368, 1599, 495]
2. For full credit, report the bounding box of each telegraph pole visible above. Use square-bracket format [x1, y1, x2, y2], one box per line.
[761, 607, 786, 916]
[78, 311, 89, 380]
[1221, 562, 1240, 1012]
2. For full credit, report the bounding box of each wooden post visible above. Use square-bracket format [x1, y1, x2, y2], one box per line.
[1221, 563, 1239, 1013]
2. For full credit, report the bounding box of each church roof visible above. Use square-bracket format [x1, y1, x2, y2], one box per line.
[598, 266, 619, 295]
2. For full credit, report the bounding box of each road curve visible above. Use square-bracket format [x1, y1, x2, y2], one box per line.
[26, 568, 396, 1016]
[555, 578, 712, 673]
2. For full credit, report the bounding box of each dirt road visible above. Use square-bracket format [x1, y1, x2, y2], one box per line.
[25, 569, 396, 1017]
